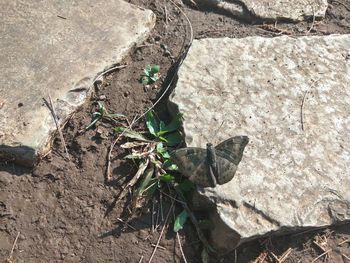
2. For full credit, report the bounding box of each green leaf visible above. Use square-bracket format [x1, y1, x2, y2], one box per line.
[162, 132, 183, 146]
[106, 113, 126, 118]
[173, 210, 189, 232]
[150, 75, 159, 82]
[157, 113, 183, 136]
[92, 112, 102, 118]
[134, 166, 155, 197]
[156, 142, 165, 153]
[163, 159, 178, 171]
[146, 110, 159, 136]
[85, 117, 100, 130]
[112, 127, 149, 142]
[145, 181, 158, 195]
[149, 64, 160, 74]
[144, 68, 151, 76]
[97, 101, 105, 114]
[156, 143, 170, 159]
[164, 113, 183, 133]
[161, 151, 170, 159]
[159, 174, 175, 182]
[159, 121, 166, 133]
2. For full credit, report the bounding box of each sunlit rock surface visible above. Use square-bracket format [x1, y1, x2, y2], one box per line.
[0, 0, 155, 166]
[169, 35, 350, 253]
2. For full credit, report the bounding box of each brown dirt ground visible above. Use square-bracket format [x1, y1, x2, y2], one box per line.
[1, 0, 350, 262]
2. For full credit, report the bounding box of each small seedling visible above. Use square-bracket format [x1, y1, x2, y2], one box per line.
[86, 101, 125, 130]
[140, 64, 160, 85]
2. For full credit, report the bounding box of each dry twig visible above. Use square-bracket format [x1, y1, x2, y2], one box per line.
[151, 244, 166, 250]
[311, 249, 332, 263]
[271, 248, 292, 263]
[257, 24, 292, 35]
[116, 217, 136, 230]
[252, 251, 268, 263]
[148, 200, 175, 263]
[300, 91, 308, 131]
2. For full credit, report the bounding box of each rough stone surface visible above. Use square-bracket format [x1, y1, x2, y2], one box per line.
[168, 35, 350, 253]
[0, 1, 155, 166]
[199, 0, 328, 21]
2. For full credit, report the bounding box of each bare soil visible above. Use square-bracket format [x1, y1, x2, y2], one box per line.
[1, 0, 350, 262]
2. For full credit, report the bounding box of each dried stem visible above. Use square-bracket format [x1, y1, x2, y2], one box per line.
[148, 200, 175, 263]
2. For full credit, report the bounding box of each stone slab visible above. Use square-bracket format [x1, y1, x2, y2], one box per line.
[199, 0, 328, 21]
[0, 0, 155, 166]
[168, 35, 350, 253]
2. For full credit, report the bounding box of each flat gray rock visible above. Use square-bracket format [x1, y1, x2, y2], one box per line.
[0, 1, 155, 166]
[169, 35, 350, 253]
[199, 0, 328, 21]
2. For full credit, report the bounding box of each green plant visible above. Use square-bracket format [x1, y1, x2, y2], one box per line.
[139, 64, 160, 85]
[113, 110, 215, 257]
[86, 101, 125, 130]
[112, 109, 183, 208]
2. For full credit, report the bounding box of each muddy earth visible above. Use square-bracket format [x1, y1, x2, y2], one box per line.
[1, 0, 350, 262]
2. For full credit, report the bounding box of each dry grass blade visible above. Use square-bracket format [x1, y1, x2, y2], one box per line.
[176, 232, 188, 263]
[311, 249, 331, 263]
[131, 165, 155, 209]
[46, 94, 70, 160]
[338, 238, 350, 245]
[307, 6, 316, 34]
[121, 141, 149, 149]
[92, 64, 127, 85]
[6, 232, 20, 263]
[115, 159, 149, 203]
